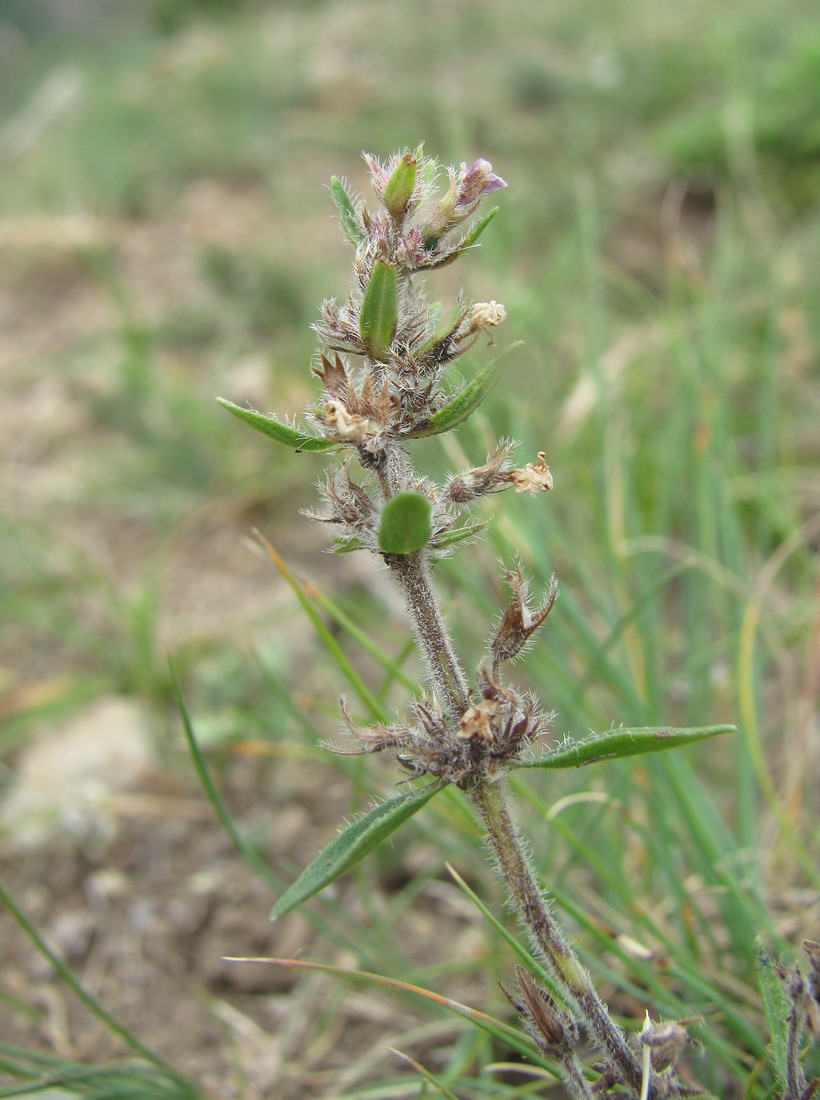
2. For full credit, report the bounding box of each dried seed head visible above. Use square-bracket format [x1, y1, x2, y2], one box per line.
[458, 700, 500, 742]
[312, 352, 350, 399]
[323, 399, 374, 442]
[639, 1016, 700, 1074]
[513, 965, 576, 1055]
[445, 441, 517, 503]
[490, 563, 558, 667]
[466, 300, 506, 334]
[503, 452, 554, 494]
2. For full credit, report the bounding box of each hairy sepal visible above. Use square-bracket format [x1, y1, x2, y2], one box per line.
[271, 779, 448, 919]
[217, 398, 337, 452]
[512, 724, 735, 770]
[330, 176, 364, 245]
[407, 341, 523, 438]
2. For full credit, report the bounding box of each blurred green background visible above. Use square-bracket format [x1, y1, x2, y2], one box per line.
[1, 0, 818, 1096]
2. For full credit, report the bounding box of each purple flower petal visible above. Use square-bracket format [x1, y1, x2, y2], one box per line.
[456, 159, 508, 207]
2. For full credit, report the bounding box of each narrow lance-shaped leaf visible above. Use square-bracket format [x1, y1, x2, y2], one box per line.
[331, 534, 369, 554]
[415, 304, 465, 362]
[271, 779, 448, 919]
[407, 341, 523, 438]
[458, 205, 499, 250]
[431, 518, 489, 553]
[755, 938, 790, 1088]
[427, 206, 500, 268]
[378, 491, 433, 555]
[359, 259, 398, 360]
[511, 724, 735, 770]
[217, 398, 337, 452]
[330, 176, 364, 245]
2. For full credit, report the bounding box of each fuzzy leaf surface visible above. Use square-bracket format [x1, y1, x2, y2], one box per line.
[456, 205, 499, 252]
[359, 259, 398, 359]
[755, 938, 790, 1088]
[512, 724, 735, 770]
[217, 399, 336, 452]
[271, 780, 448, 919]
[378, 491, 433, 554]
[431, 519, 489, 552]
[407, 342, 522, 438]
[330, 176, 364, 244]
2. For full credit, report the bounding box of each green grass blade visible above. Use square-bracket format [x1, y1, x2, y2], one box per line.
[170, 664, 282, 894]
[255, 532, 390, 722]
[445, 864, 571, 1010]
[388, 1050, 461, 1099]
[223, 957, 547, 1068]
[306, 587, 418, 694]
[0, 882, 190, 1088]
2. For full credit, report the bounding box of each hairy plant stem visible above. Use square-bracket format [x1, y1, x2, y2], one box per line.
[386, 523, 647, 1096]
[468, 776, 646, 1096]
[387, 551, 471, 721]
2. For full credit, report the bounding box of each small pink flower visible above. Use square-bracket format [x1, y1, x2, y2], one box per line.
[456, 159, 507, 208]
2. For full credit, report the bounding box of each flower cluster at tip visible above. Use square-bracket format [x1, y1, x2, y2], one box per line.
[299, 147, 553, 563]
[313, 149, 510, 454]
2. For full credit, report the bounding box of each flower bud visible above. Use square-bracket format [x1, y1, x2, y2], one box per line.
[382, 152, 417, 218]
[456, 158, 507, 208]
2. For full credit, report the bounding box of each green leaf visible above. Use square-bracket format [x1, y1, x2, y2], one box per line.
[423, 206, 501, 265]
[271, 780, 448, 919]
[431, 518, 489, 552]
[359, 259, 398, 360]
[383, 152, 417, 217]
[407, 341, 523, 438]
[512, 724, 735, 770]
[415, 305, 464, 362]
[390, 1050, 462, 1099]
[331, 534, 368, 554]
[755, 938, 790, 1088]
[217, 398, 336, 452]
[330, 176, 364, 244]
[378, 491, 433, 555]
[223, 956, 541, 1065]
[456, 205, 499, 251]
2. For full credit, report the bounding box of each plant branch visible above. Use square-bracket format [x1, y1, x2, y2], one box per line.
[468, 776, 646, 1096]
[387, 550, 471, 721]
